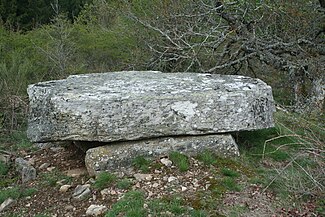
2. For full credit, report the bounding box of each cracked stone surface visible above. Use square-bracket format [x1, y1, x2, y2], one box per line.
[27, 71, 275, 143]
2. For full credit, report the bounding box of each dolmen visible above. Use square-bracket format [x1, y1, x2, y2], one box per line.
[27, 71, 275, 176]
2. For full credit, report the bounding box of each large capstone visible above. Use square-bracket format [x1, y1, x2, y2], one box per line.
[27, 71, 275, 143]
[85, 134, 239, 176]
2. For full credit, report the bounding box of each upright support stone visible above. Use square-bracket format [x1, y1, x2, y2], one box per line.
[85, 134, 239, 176]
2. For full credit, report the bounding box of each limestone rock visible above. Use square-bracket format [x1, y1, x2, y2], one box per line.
[134, 173, 153, 181]
[73, 184, 91, 200]
[15, 158, 36, 183]
[27, 71, 275, 143]
[160, 158, 173, 167]
[59, 184, 72, 193]
[86, 204, 107, 216]
[85, 134, 239, 176]
[0, 198, 15, 212]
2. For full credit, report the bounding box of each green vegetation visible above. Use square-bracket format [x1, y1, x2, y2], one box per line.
[106, 190, 208, 217]
[222, 177, 241, 192]
[196, 150, 216, 166]
[0, 187, 37, 204]
[132, 156, 151, 172]
[221, 168, 240, 178]
[93, 172, 117, 190]
[105, 191, 146, 217]
[0, 161, 9, 176]
[169, 152, 189, 172]
[116, 178, 133, 190]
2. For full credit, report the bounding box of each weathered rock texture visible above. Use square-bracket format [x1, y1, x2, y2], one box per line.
[27, 71, 275, 143]
[85, 134, 239, 176]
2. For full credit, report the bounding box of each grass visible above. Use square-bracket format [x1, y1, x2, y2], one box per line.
[106, 190, 207, 217]
[169, 151, 189, 172]
[116, 178, 133, 190]
[132, 156, 150, 172]
[0, 187, 37, 204]
[0, 161, 9, 176]
[93, 172, 117, 190]
[196, 150, 216, 165]
[149, 196, 187, 216]
[222, 177, 241, 192]
[105, 191, 146, 217]
[221, 168, 240, 178]
[9, 130, 35, 151]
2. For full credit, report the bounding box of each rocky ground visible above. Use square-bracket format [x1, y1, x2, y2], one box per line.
[0, 142, 321, 217]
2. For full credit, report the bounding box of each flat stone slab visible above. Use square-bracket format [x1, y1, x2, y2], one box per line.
[85, 134, 239, 176]
[27, 71, 275, 143]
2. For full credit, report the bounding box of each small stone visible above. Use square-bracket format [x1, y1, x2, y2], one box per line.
[86, 178, 96, 184]
[113, 171, 125, 178]
[181, 186, 187, 192]
[0, 198, 15, 212]
[26, 203, 31, 207]
[168, 176, 177, 183]
[86, 204, 107, 216]
[134, 182, 141, 189]
[100, 188, 110, 197]
[152, 183, 159, 188]
[39, 163, 50, 170]
[56, 179, 66, 185]
[163, 176, 168, 182]
[65, 205, 74, 211]
[160, 158, 173, 167]
[59, 185, 72, 193]
[134, 173, 153, 181]
[0, 152, 11, 164]
[154, 169, 162, 174]
[47, 166, 56, 172]
[73, 184, 91, 200]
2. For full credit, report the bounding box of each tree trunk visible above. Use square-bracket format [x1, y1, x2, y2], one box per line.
[310, 77, 325, 113]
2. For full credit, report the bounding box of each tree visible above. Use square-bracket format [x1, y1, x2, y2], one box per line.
[129, 0, 325, 113]
[0, 0, 92, 31]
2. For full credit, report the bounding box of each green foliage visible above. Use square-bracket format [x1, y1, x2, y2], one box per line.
[222, 177, 241, 192]
[149, 196, 186, 215]
[105, 191, 146, 217]
[169, 152, 189, 172]
[238, 127, 292, 161]
[221, 168, 240, 178]
[0, 187, 37, 204]
[8, 131, 34, 151]
[196, 150, 216, 166]
[93, 172, 117, 190]
[316, 198, 325, 216]
[0, 0, 92, 31]
[116, 178, 133, 190]
[190, 209, 208, 217]
[132, 156, 150, 172]
[0, 161, 9, 176]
